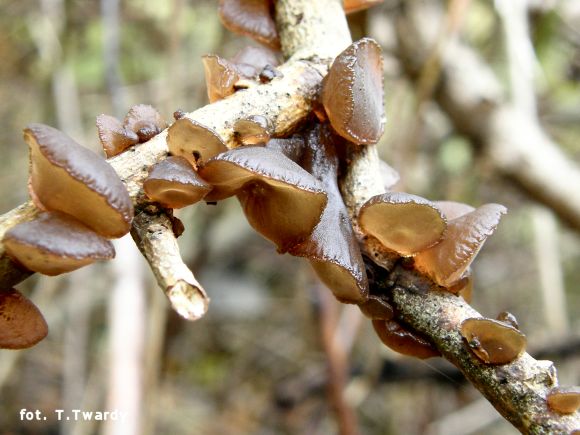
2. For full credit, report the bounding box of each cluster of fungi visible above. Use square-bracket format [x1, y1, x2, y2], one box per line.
[0, 0, 579, 423]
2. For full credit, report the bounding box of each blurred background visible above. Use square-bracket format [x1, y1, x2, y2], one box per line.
[0, 0, 579, 434]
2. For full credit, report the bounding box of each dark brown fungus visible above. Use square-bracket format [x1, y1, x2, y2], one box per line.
[359, 295, 394, 320]
[234, 115, 271, 145]
[460, 318, 526, 365]
[343, 0, 385, 14]
[25, 123, 134, 238]
[4, 211, 115, 276]
[202, 54, 240, 103]
[199, 146, 327, 253]
[322, 38, 385, 145]
[167, 118, 228, 168]
[414, 204, 507, 287]
[96, 114, 139, 158]
[372, 319, 440, 359]
[173, 109, 186, 120]
[123, 104, 167, 143]
[287, 125, 368, 304]
[546, 387, 580, 414]
[144, 156, 212, 208]
[218, 0, 280, 49]
[359, 192, 447, 256]
[0, 288, 48, 349]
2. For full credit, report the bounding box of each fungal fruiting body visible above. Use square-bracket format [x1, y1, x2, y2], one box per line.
[144, 156, 212, 208]
[372, 319, 440, 359]
[218, 0, 280, 49]
[359, 192, 447, 256]
[414, 204, 507, 287]
[199, 146, 327, 253]
[287, 124, 368, 304]
[460, 318, 526, 365]
[25, 123, 134, 238]
[167, 118, 228, 168]
[0, 288, 48, 349]
[322, 38, 385, 145]
[4, 211, 115, 276]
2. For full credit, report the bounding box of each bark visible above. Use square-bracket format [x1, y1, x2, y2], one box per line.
[375, 263, 579, 434]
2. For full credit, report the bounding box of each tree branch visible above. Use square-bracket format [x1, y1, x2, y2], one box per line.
[130, 208, 208, 321]
[1, 0, 577, 432]
[382, 264, 580, 434]
[0, 0, 351, 290]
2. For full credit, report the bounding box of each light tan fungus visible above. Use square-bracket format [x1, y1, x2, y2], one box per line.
[167, 118, 228, 168]
[322, 38, 385, 145]
[234, 115, 271, 145]
[25, 123, 134, 238]
[202, 54, 241, 103]
[546, 387, 580, 414]
[359, 192, 447, 256]
[414, 204, 507, 287]
[460, 317, 526, 365]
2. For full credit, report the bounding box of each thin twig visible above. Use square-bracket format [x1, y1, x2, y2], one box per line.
[130, 209, 209, 321]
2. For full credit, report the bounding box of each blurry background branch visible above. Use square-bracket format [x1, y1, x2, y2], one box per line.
[394, 0, 580, 233]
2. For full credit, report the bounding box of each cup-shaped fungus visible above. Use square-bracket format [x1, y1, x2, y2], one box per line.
[359, 295, 394, 320]
[343, 0, 385, 14]
[124, 104, 168, 143]
[96, 114, 139, 158]
[144, 156, 212, 209]
[218, 0, 280, 49]
[496, 311, 519, 330]
[372, 319, 440, 359]
[446, 270, 472, 296]
[414, 204, 507, 287]
[359, 192, 447, 256]
[167, 118, 228, 168]
[202, 54, 241, 103]
[3, 211, 115, 276]
[460, 318, 526, 365]
[322, 38, 385, 145]
[231, 45, 280, 78]
[435, 200, 475, 220]
[287, 125, 368, 304]
[199, 146, 327, 253]
[0, 288, 48, 349]
[546, 387, 580, 414]
[25, 123, 134, 238]
[234, 115, 271, 145]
